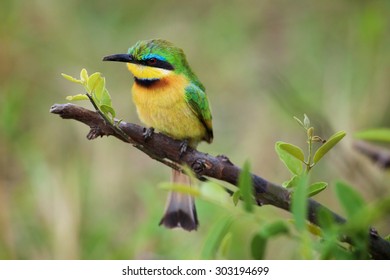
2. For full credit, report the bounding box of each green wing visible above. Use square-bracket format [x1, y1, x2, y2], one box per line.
[184, 84, 213, 143]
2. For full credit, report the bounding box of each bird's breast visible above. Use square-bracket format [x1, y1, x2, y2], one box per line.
[132, 74, 206, 142]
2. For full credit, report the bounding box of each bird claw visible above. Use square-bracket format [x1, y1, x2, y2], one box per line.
[192, 158, 206, 174]
[179, 139, 189, 157]
[143, 127, 155, 141]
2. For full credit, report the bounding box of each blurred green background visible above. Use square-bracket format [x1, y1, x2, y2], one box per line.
[1, 0, 390, 259]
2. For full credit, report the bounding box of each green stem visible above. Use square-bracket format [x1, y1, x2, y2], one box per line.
[306, 137, 313, 173]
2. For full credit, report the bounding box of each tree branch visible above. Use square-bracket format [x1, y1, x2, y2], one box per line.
[50, 103, 390, 259]
[354, 141, 390, 169]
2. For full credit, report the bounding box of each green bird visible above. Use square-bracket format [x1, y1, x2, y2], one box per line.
[103, 39, 213, 231]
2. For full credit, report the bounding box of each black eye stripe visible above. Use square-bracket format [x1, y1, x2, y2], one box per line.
[137, 58, 174, 71]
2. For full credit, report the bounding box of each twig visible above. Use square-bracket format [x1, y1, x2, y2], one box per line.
[354, 140, 390, 169]
[50, 103, 390, 259]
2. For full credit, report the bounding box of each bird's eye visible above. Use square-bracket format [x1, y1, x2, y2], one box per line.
[147, 58, 157, 65]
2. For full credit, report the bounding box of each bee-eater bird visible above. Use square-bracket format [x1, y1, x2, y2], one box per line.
[103, 39, 213, 231]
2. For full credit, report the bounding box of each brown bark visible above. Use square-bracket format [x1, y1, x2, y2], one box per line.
[50, 103, 390, 259]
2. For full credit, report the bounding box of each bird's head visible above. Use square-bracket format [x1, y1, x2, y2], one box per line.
[103, 39, 191, 81]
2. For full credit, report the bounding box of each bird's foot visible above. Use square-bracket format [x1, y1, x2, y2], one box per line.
[143, 127, 155, 142]
[179, 139, 189, 158]
[192, 158, 206, 175]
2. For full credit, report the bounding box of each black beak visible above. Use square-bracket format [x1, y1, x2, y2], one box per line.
[102, 53, 133, 63]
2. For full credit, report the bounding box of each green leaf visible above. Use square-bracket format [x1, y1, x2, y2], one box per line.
[282, 175, 299, 189]
[307, 223, 322, 237]
[201, 216, 233, 259]
[345, 198, 390, 231]
[307, 182, 327, 197]
[218, 232, 232, 258]
[159, 182, 200, 197]
[291, 175, 308, 232]
[250, 234, 267, 260]
[251, 221, 289, 259]
[317, 207, 336, 233]
[232, 190, 241, 206]
[66, 94, 89, 101]
[278, 142, 305, 162]
[63, 68, 117, 126]
[80, 68, 88, 83]
[238, 161, 254, 212]
[303, 114, 310, 129]
[282, 180, 291, 188]
[355, 128, 390, 143]
[313, 131, 346, 164]
[61, 73, 83, 85]
[87, 72, 102, 94]
[275, 142, 303, 175]
[334, 181, 365, 219]
[100, 104, 116, 119]
[94, 77, 106, 102]
[282, 175, 299, 188]
[259, 220, 289, 238]
[100, 88, 113, 108]
[199, 181, 228, 205]
[293, 116, 305, 129]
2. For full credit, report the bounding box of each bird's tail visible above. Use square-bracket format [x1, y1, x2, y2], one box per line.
[159, 169, 198, 231]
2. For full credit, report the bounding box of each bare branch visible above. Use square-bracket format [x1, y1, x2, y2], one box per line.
[50, 103, 390, 259]
[354, 141, 390, 169]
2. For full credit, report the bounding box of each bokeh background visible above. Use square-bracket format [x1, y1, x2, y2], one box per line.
[1, 0, 389, 259]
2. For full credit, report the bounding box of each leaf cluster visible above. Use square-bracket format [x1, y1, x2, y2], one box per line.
[276, 114, 346, 196]
[62, 69, 116, 123]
